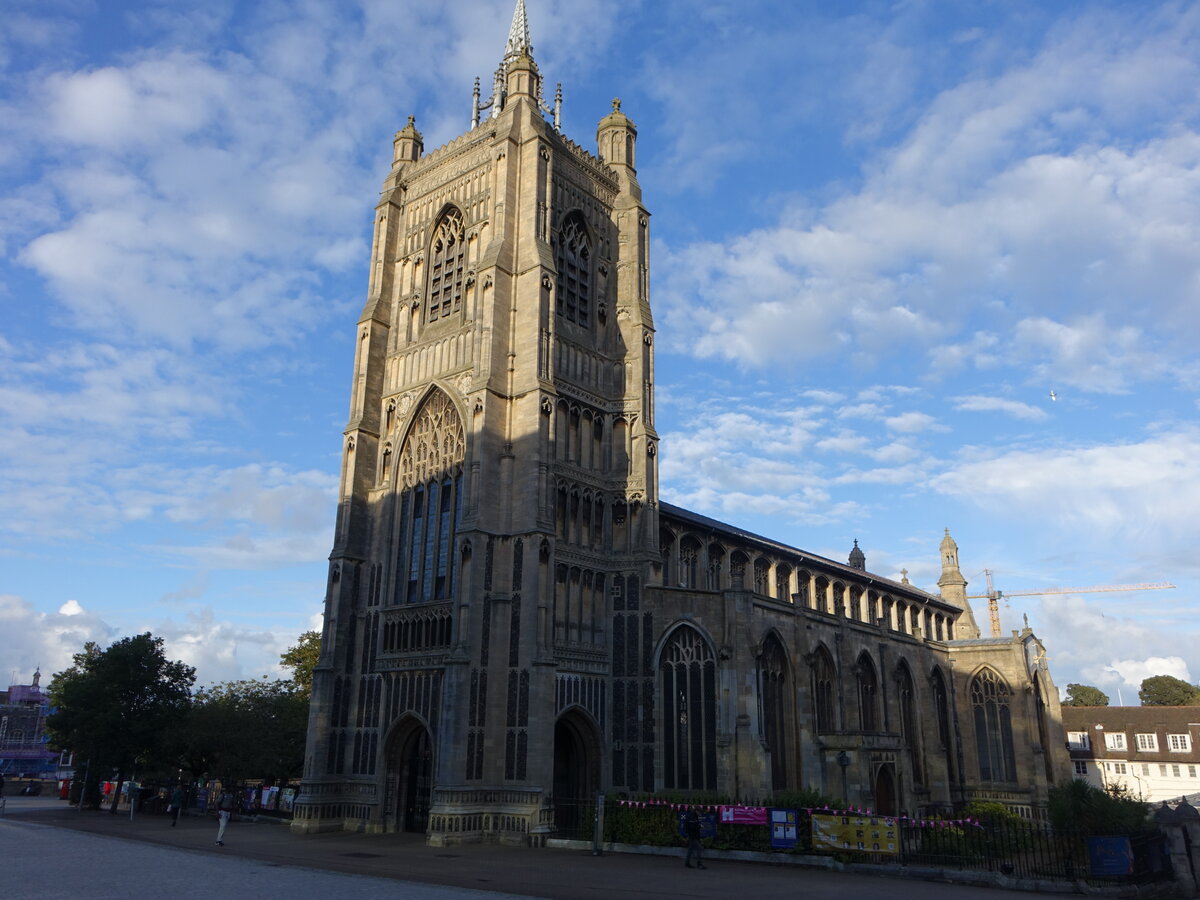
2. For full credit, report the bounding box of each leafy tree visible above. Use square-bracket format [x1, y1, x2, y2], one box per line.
[48, 634, 194, 812]
[280, 630, 321, 697]
[1048, 779, 1150, 834]
[181, 678, 307, 785]
[1138, 674, 1200, 707]
[1062, 684, 1110, 707]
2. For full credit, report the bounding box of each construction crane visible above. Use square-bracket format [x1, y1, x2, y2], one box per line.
[967, 570, 1176, 638]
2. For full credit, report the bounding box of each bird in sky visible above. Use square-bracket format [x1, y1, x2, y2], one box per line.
[1049, 390, 1057, 401]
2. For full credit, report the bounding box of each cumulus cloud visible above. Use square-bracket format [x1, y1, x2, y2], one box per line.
[1034, 595, 1200, 702]
[1105, 657, 1193, 691]
[655, 7, 1200, 387]
[0, 594, 115, 678]
[931, 427, 1200, 540]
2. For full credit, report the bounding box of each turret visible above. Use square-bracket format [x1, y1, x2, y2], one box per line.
[392, 115, 423, 165]
[848, 539, 865, 570]
[597, 97, 637, 171]
[938, 528, 981, 639]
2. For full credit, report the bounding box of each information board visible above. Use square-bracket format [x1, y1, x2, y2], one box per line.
[811, 813, 899, 854]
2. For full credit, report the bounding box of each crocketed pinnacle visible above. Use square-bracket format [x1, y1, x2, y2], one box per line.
[503, 0, 533, 64]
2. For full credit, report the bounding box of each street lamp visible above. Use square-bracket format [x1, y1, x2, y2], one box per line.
[837, 751, 850, 804]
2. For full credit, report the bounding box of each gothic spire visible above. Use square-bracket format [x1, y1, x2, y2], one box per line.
[472, 0, 559, 129]
[503, 0, 533, 63]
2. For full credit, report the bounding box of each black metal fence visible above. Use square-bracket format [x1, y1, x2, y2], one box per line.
[898, 817, 1172, 886]
[552, 796, 598, 842]
[553, 795, 1174, 889]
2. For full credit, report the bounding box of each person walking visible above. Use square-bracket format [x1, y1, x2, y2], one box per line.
[168, 784, 185, 827]
[684, 808, 707, 869]
[215, 789, 235, 846]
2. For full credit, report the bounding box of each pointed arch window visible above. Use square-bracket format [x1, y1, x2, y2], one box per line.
[394, 390, 466, 604]
[971, 667, 1017, 783]
[812, 647, 837, 733]
[896, 663, 922, 784]
[428, 207, 467, 323]
[931, 667, 954, 781]
[759, 635, 792, 791]
[555, 212, 592, 327]
[660, 625, 717, 790]
[856, 653, 879, 732]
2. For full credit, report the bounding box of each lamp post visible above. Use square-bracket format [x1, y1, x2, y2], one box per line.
[837, 751, 851, 804]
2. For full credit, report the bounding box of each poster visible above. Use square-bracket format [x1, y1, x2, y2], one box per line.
[1087, 836, 1134, 876]
[719, 805, 769, 825]
[770, 808, 800, 849]
[810, 813, 899, 854]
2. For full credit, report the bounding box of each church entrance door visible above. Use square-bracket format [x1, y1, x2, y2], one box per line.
[552, 711, 600, 838]
[386, 722, 433, 834]
[873, 763, 897, 816]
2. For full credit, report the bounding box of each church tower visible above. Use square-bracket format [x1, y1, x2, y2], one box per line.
[294, 1, 658, 838]
[937, 528, 981, 639]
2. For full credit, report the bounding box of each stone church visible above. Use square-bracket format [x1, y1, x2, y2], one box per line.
[294, 1, 1070, 841]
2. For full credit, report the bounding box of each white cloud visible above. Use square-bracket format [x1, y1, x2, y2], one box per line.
[952, 394, 1049, 421]
[0, 594, 115, 678]
[884, 411, 939, 434]
[931, 427, 1200, 540]
[1105, 657, 1192, 692]
[656, 10, 1200, 384]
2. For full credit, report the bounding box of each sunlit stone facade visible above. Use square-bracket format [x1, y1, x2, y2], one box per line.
[294, 2, 1070, 842]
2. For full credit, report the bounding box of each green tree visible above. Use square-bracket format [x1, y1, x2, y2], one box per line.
[1138, 674, 1200, 706]
[280, 630, 321, 697]
[48, 634, 194, 813]
[1062, 683, 1110, 707]
[1048, 779, 1150, 834]
[182, 678, 307, 785]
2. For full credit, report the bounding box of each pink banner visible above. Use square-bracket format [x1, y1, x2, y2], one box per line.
[718, 804, 768, 825]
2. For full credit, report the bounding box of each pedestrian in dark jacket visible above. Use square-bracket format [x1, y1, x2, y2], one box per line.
[168, 784, 185, 826]
[215, 790, 235, 846]
[684, 808, 707, 869]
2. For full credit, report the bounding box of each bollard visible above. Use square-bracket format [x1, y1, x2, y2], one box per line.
[592, 791, 605, 856]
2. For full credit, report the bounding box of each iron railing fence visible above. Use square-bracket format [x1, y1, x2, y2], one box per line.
[551, 795, 598, 842]
[555, 795, 1175, 888]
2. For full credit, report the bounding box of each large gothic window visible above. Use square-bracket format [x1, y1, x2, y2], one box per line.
[971, 667, 1017, 783]
[555, 212, 592, 327]
[660, 625, 717, 790]
[896, 663, 922, 784]
[931, 667, 954, 781]
[812, 647, 837, 733]
[394, 390, 466, 604]
[760, 635, 791, 791]
[428, 207, 466, 323]
[856, 652, 879, 732]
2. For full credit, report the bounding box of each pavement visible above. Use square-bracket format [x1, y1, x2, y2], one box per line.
[0, 795, 1072, 899]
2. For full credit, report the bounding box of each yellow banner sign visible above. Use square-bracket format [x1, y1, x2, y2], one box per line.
[810, 813, 899, 854]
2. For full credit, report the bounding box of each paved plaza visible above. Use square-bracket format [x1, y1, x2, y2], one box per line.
[0, 796, 1069, 899]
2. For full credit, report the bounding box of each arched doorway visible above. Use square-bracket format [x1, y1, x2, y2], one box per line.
[552, 710, 600, 837]
[385, 721, 434, 834]
[873, 764, 897, 816]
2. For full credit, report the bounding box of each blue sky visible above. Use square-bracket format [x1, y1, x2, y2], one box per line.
[2, 0, 1198, 702]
